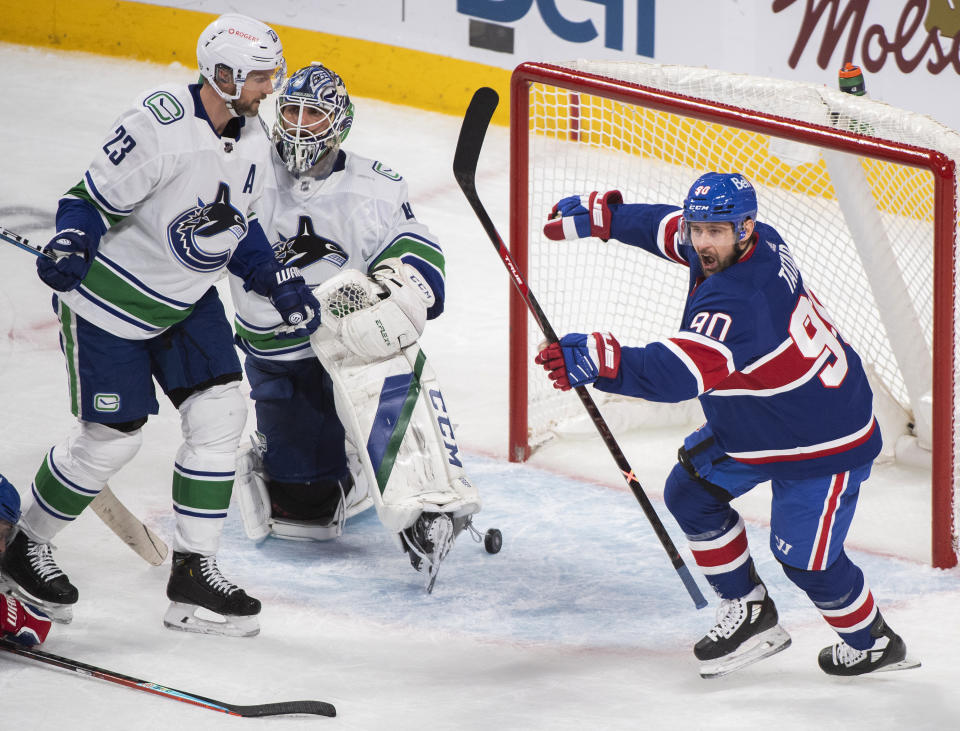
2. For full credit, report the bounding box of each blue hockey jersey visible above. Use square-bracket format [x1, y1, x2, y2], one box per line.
[594, 203, 882, 480]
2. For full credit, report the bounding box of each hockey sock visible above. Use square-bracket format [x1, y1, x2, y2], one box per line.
[781, 551, 878, 650]
[687, 514, 757, 599]
[24, 424, 142, 541]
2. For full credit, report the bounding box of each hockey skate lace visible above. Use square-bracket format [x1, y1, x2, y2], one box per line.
[26, 541, 66, 581]
[831, 641, 868, 667]
[199, 556, 239, 596]
[706, 597, 747, 641]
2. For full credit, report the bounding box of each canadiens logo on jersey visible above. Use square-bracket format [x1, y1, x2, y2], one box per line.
[166, 182, 247, 272]
[272, 215, 348, 269]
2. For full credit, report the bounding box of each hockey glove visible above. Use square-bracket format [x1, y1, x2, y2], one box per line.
[0, 594, 52, 646]
[36, 228, 95, 291]
[269, 266, 322, 339]
[534, 332, 621, 391]
[543, 190, 623, 242]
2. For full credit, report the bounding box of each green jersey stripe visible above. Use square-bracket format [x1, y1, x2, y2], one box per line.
[81, 260, 195, 329]
[372, 236, 445, 276]
[64, 180, 126, 228]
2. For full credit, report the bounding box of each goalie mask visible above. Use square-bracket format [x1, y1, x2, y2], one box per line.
[272, 63, 354, 174]
[197, 14, 286, 107]
[681, 172, 758, 244]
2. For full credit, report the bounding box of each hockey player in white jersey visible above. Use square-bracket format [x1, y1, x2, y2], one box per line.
[0, 15, 322, 637]
[230, 63, 483, 591]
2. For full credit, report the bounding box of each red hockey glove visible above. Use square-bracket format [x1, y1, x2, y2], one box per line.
[1, 594, 52, 646]
[534, 332, 621, 391]
[543, 191, 623, 242]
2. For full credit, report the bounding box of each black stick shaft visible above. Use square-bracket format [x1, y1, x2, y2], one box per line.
[453, 87, 707, 610]
[0, 639, 336, 718]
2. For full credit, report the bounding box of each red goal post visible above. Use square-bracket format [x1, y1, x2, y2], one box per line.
[508, 61, 959, 569]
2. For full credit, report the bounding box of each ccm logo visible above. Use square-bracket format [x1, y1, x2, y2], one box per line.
[429, 388, 463, 468]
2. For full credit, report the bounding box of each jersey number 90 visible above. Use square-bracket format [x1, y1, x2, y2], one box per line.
[789, 295, 848, 387]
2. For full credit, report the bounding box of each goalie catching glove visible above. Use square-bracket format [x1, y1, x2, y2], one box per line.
[535, 332, 621, 390]
[336, 258, 435, 360]
[543, 190, 622, 242]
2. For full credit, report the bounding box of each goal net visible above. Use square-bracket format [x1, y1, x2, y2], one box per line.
[508, 61, 959, 569]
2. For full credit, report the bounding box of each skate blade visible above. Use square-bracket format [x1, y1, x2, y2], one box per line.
[875, 656, 921, 673]
[162, 601, 260, 638]
[2, 584, 74, 624]
[424, 560, 441, 594]
[699, 625, 792, 679]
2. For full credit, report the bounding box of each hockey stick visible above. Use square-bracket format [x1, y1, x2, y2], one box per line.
[0, 225, 169, 566]
[0, 638, 336, 717]
[453, 87, 707, 610]
[89, 486, 168, 566]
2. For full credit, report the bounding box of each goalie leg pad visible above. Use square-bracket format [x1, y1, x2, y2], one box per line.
[311, 333, 481, 534]
[234, 445, 271, 542]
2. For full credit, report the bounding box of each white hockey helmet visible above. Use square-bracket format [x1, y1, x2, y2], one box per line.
[196, 13, 286, 104]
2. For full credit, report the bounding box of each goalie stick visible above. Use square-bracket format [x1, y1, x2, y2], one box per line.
[453, 87, 707, 610]
[0, 225, 169, 566]
[0, 638, 336, 717]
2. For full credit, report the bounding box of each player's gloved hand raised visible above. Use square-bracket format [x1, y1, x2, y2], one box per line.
[534, 332, 621, 390]
[0, 594, 52, 646]
[269, 266, 322, 339]
[36, 228, 95, 291]
[543, 191, 623, 242]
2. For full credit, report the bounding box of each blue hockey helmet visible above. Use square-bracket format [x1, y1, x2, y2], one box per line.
[682, 172, 758, 243]
[0, 473, 20, 526]
[272, 63, 354, 173]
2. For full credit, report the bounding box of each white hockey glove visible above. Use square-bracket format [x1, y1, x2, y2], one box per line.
[337, 258, 435, 360]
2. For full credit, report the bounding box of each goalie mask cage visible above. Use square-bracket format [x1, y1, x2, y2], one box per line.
[508, 61, 959, 569]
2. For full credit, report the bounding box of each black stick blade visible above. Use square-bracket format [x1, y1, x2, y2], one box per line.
[232, 700, 337, 718]
[453, 87, 499, 188]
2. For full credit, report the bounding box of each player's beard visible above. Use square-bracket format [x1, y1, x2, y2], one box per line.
[232, 96, 263, 118]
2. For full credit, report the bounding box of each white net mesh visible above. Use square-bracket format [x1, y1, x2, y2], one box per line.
[515, 61, 959, 565]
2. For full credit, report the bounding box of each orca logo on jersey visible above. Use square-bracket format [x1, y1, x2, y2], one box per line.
[166, 182, 247, 273]
[272, 215, 348, 269]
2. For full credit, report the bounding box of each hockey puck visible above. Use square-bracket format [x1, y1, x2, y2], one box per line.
[483, 528, 502, 554]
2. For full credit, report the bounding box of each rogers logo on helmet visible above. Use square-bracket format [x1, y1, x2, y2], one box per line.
[228, 28, 259, 41]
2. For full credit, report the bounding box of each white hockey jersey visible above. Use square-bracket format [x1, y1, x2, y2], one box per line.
[57, 84, 274, 340]
[229, 149, 445, 361]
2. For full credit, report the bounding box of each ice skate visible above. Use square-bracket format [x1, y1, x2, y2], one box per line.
[818, 614, 920, 676]
[164, 551, 261, 637]
[696, 583, 792, 679]
[400, 512, 455, 594]
[0, 531, 77, 624]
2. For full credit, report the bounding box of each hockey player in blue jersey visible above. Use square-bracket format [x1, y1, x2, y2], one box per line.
[535, 173, 918, 678]
[0, 14, 321, 637]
